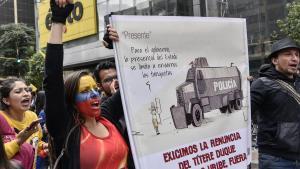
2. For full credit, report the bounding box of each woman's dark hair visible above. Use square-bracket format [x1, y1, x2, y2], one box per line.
[64, 70, 90, 120]
[35, 91, 45, 115]
[0, 135, 13, 169]
[0, 77, 26, 110]
[47, 71, 90, 168]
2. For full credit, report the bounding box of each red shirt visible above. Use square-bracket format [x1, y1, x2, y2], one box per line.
[80, 117, 128, 169]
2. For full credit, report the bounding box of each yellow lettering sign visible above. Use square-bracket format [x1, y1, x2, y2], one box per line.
[38, 0, 98, 48]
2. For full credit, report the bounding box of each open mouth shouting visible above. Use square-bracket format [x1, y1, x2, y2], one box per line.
[20, 97, 31, 107]
[75, 90, 101, 117]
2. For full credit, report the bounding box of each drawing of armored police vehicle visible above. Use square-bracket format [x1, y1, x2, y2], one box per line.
[170, 57, 243, 129]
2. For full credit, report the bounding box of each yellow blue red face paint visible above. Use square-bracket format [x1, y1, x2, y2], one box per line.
[75, 89, 100, 103]
[78, 75, 97, 93]
[75, 75, 101, 117]
[75, 90, 101, 118]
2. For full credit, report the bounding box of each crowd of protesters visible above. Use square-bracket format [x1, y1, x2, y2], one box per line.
[0, 77, 48, 169]
[0, 0, 125, 168]
[1, 0, 300, 169]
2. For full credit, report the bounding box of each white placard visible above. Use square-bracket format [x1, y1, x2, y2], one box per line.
[111, 15, 251, 169]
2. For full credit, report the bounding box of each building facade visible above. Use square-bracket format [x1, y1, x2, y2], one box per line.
[36, 0, 294, 75]
[0, 0, 35, 27]
[227, 0, 293, 75]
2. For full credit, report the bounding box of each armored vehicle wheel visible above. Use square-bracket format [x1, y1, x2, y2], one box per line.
[234, 99, 242, 110]
[228, 102, 235, 113]
[191, 104, 203, 127]
[219, 107, 227, 113]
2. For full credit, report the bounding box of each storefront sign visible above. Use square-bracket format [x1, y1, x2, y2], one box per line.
[38, 0, 97, 48]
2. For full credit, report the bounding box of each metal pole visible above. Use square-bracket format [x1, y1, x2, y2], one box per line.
[14, 0, 18, 24]
[34, 0, 40, 51]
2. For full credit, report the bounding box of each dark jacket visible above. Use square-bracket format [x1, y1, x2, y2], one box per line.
[44, 44, 134, 169]
[251, 65, 300, 160]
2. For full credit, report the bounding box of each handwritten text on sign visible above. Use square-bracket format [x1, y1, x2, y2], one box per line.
[162, 132, 247, 169]
[121, 31, 178, 79]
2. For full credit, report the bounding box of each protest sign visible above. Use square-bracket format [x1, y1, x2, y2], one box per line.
[111, 15, 251, 169]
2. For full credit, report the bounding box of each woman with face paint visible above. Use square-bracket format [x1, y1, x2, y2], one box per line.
[44, 1, 128, 169]
[0, 77, 46, 169]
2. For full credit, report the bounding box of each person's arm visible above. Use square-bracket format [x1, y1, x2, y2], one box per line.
[4, 126, 38, 159]
[5, 126, 39, 158]
[44, 0, 74, 139]
[101, 90, 124, 122]
[250, 78, 266, 122]
[0, 113, 38, 159]
[4, 141, 20, 159]
[100, 25, 121, 120]
[44, 24, 67, 139]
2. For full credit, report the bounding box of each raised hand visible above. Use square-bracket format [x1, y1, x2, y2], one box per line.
[107, 25, 119, 42]
[55, 0, 73, 8]
[15, 119, 40, 145]
[109, 79, 119, 94]
[103, 25, 119, 49]
[50, 0, 74, 24]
